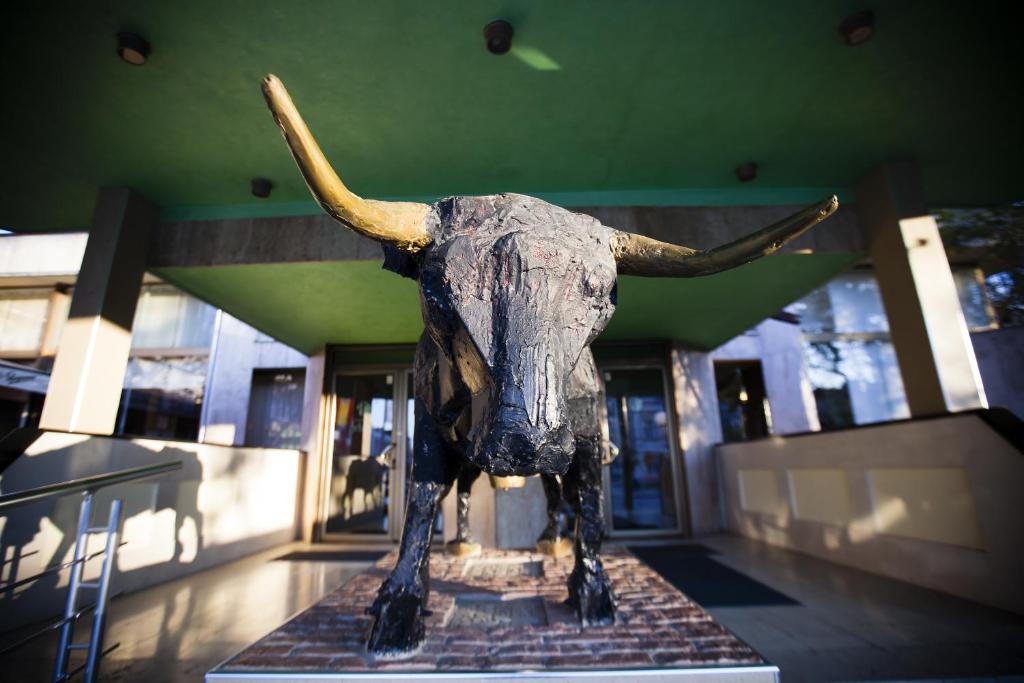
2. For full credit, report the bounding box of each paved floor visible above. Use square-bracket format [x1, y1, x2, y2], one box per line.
[688, 536, 1024, 682]
[0, 543, 367, 682]
[2, 536, 1023, 682]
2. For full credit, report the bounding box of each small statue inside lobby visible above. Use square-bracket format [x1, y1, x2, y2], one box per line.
[261, 74, 838, 657]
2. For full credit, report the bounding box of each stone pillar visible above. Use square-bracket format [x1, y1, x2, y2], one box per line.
[856, 162, 987, 416]
[298, 348, 328, 542]
[39, 188, 156, 434]
[670, 345, 724, 535]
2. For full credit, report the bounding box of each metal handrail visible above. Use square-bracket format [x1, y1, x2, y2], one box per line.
[0, 461, 182, 511]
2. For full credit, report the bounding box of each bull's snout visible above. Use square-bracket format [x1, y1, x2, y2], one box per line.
[470, 404, 575, 476]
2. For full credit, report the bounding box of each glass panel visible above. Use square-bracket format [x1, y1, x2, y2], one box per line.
[327, 373, 395, 535]
[0, 289, 50, 352]
[603, 368, 677, 531]
[826, 272, 890, 334]
[715, 362, 770, 443]
[245, 369, 305, 448]
[804, 339, 910, 429]
[131, 284, 217, 349]
[952, 267, 996, 330]
[115, 355, 208, 439]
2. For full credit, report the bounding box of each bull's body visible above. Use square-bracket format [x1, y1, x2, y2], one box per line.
[368, 195, 619, 655]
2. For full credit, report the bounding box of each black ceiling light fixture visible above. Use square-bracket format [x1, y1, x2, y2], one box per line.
[735, 162, 758, 183]
[251, 178, 274, 198]
[117, 32, 151, 65]
[839, 10, 875, 46]
[484, 20, 514, 55]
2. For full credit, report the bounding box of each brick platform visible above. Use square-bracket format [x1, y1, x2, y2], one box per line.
[206, 547, 777, 682]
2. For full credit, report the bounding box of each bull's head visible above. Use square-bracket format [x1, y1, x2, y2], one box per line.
[262, 75, 837, 476]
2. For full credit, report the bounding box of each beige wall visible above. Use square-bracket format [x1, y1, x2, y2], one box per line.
[0, 432, 303, 630]
[718, 413, 1024, 614]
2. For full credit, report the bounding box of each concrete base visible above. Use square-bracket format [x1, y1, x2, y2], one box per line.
[206, 666, 780, 681]
[206, 548, 774, 682]
[535, 537, 574, 558]
[445, 540, 483, 557]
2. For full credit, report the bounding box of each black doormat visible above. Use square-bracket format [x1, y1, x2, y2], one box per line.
[628, 545, 799, 607]
[275, 550, 387, 563]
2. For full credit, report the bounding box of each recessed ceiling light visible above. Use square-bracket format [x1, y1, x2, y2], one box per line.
[735, 162, 758, 183]
[839, 11, 874, 46]
[484, 20, 514, 55]
[117, 32, 151, 66]
[251, 178, 274, 198]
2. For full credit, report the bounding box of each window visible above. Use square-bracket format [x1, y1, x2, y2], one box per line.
[131, 284, 216, 350]
[245, 369, 305, 448]
[116, 355, 208, 440]
[715, 361, 771, 442]
[114, 284, 218, 440]
[952, 267, 997, 331]
[0, 288, 51, 354]
[791, 271, 910, 430]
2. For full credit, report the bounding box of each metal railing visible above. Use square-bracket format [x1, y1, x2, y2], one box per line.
[0, 461, 182, 682]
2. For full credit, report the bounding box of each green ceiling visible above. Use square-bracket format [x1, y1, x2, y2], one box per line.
[155, 254, 860, 354]
[3, 1, 1021, 231]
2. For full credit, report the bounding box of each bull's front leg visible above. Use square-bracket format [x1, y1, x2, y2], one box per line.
[367, 405, 457, 657]
[564, 433, 616, 626]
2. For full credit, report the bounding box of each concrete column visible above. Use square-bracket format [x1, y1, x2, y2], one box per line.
[39, 188, 156, 434]
[298, 348, 328, 542]
[856, 162, 987, 416]
[670, 345, 725, 535]
[37, 285, 71, 362]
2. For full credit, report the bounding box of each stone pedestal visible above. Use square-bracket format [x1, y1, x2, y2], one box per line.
[206, 548, 777, 682]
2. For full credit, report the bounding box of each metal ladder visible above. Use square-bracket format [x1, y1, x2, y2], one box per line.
[52, 492, 123, 683]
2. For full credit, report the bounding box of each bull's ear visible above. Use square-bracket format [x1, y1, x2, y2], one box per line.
[611, 196, 838, 277]
[262, 74, 432, 253]
[382, 245, 420, 280]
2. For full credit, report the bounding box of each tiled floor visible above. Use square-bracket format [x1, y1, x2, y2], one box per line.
[2, 536, 1023, 682]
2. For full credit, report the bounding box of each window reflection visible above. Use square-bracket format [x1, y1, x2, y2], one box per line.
[791, 271, 909, 429]
[245, 369, 305, 448]
[327, 374, 394, 535]
[116, 355, 208, 439]
[114, 285, 218, 441]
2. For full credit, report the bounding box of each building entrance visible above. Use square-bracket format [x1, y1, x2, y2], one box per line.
[601, 366, 684, 535]
[320, 346, 688, 542]
[322, 370, 412, 540]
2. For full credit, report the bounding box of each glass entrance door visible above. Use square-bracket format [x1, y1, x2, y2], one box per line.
[324, 372, 404, 538]
[601, 367, 682, 534]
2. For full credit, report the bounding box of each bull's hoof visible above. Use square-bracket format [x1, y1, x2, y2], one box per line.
[568, 568, 616, 627]
[445, 540, 482, 557]
[535, 536, 573, 558]
[367, 592, 425, 659]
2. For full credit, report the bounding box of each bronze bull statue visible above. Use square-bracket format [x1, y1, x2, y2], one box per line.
[262, 74, 837, 657]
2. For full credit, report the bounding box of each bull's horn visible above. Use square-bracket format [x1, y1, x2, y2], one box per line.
[261, 74, 431, 252]
[611, 195, 838, 277]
